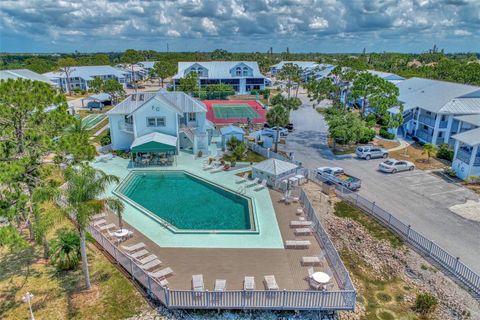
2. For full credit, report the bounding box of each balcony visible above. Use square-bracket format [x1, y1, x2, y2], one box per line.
[456, 149, 472, 164]
[418, 115, 436, 127]
[415, 130, 433, 143]
[439, 120, 448, 129]
[118, 121, 133, 133]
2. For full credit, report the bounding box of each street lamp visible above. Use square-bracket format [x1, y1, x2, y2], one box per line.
[22, 292, 35, 320]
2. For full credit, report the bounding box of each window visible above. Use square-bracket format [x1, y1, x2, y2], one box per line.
[438, 131, 443, 138]
[188, 112, 196, 122]
[242, 67, 249, 76]
[235, 67, 242, 76]
[146, 117, 166, 127]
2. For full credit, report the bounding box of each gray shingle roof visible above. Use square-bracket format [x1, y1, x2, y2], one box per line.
[0, 69, 54, 84]
[451, 127, 480, 146]
[107, 91, 206, 115]
[173, 61, 265, 79]
[397, 77, 480, 114]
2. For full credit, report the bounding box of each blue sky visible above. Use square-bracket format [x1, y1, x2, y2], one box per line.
[0, 0, 479, 53]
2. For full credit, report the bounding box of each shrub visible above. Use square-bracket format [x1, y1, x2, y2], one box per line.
[379, 127, 396, 140]
[414, 293, 438, 315]
[49, 229, 81, 271]
[358, 127, 376, 143]
[443, 167, 457, 177]
[436, 144, 454, 161]
[100, 131, 111, 146]
[466, 176, 480, 185]
[365, 113, 377, 127]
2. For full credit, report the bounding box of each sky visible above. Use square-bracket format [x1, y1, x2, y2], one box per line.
[0, 0, 479, 54]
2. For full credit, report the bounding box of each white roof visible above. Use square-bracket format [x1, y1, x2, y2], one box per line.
[131, 132, 177, 149]
[43, 65, 128, 81]
[271, 61, 318, 70]
[107, 90, 206, 115]
[0, 69, 54, 84]
[138, 61, 156, 69]
[454, 114, 480, 127]
[396, 77, 480, 114]
[367, 70, 405, 81]
[451, 127, 480, 146]
[252, 158, 298, 176]
[173, 61, 265, 79]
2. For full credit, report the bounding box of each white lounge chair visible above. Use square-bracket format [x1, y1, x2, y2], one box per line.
[127, 249, 149, 259]
[290, 221, 313, 228]
[121, 242, 146, 253]
[308, 267, 315, 277]
[237, 173, 249, 184]
[214, 279, 226, 292]
[285, 240, 311, 249]
[140, 259, 162, 271]
[203, 163, 214, 170]
[302, 256, 322, 266]
[148, 267, 174, 279]
[244, 276, 255, 290]
[248, 177, 259, 187]
[210, 166, 224, 173]
[93, 219, 107, 227]
[192, 274, 204, 291]
[264, 275, 279, 290]
[296, 208, 304, 215]
[99, 223, 116, 231]
[137, 254, 159, 265]
[294, 228, 312, 236]
[255, 179, 267, 191]
[92, 213, 106, 220]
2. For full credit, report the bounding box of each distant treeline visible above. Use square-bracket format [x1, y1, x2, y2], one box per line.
[1, 49, 479, 85]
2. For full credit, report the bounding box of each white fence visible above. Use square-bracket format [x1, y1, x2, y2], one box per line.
[245, 141, 302, 166]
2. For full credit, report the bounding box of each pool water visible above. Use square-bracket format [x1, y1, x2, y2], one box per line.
[117, 171, 252, 231]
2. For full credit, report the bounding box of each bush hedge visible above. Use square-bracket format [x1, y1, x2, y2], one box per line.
[379, 127, 396, 140]
[436, 144, 454, 161]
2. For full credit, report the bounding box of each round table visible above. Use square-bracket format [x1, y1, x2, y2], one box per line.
[113, 229, 129, 237]
[311, 272, 330, 284]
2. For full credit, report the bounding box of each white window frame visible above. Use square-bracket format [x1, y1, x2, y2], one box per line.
[146, 117, 166, 127]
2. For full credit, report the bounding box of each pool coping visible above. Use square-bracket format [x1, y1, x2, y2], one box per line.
[113, 169, 260, 235]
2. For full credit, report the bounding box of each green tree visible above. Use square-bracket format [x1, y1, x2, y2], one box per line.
[58, 118, 96, 163]
[92, 54, 111, 66]
[266, 104, 289, 152]
[226, 136, 241, 151]
[57, 57, 77, 95]
[62, 164, 123, 289]
[305, 78, 337, 105]
[121, 49, 144, 91]
[89, 76, 104, 93]
[326, 110, 365, 150]
[350, 72, 400, 117]
[25, 57, 54, 74]
[102, 79, 125, 104]
[178, 72, 198, 92]
[152, 61, 176, 87]
[422, 143, 437, 162]
[277, 63, 303, 98]
[232, 143, 247, 160]
[49, 228, 81, 271]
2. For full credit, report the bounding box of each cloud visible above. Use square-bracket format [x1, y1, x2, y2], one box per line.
[0, 0, 478, 53]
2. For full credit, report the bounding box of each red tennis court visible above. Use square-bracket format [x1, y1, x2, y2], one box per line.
[203, 100, 267, 124]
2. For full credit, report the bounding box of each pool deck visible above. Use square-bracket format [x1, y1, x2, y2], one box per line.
[100, 187, 339, 291]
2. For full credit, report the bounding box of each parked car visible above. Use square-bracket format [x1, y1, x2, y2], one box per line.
[86, 101, 103, 110]
[356, 145, 388, 160]
[378, 159, 415, 173]
[316, 167, 362, 191]
[286, 123, 294, 132]
[264, 127, 289, 136]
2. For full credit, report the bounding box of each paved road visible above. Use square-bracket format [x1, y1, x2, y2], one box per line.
[281, 91, 480, 273]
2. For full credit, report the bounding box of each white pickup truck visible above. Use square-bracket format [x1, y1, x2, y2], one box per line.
[316, 167, 362, 191]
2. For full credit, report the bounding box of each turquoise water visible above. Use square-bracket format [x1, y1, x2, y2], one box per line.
[119, 171, 252, 231]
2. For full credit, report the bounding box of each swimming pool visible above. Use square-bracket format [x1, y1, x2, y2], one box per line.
[115, 170, 256, 233]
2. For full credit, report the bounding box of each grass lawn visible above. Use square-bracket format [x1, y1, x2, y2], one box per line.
[334, 201, 403, 248]
[390, 142, 451, 171]
[373, 139, 401, 150]
[223, 150, 266, 163]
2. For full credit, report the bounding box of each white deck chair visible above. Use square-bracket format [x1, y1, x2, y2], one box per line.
[99, 223, 116, 231]
[148, 267, 174, 279]
[93, 219, 107, 227]
[127, 249, 149, 259]
[237, 173, 249, 184]
[255, 179, 267, 191]
[139, 259, 161, 271]
[192, 274, 204, 291]
[264, 275, 279, 290]
[244, 276, 255, 290]
[248, 177, 259, 187]
[121, 242, 146, 253]
[214, 279, 226, 292]
[302, 256, 321, 266]
[294, 228, 312, 236]
[285, 240, 311, 249]
[137, 254, 159, 265]
[92, 213, 106, 220]
[290, 221, 313, 228]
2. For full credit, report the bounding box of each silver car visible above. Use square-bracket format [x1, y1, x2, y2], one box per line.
[356, 145, 388, 160]
[379, 159, 415, 173]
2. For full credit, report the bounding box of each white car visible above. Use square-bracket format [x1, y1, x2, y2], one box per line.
[378, 159, 415, 173]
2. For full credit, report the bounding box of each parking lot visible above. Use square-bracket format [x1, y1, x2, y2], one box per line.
[281, 92, 480, 273]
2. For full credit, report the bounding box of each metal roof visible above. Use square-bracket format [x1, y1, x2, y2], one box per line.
[220, 125, 245, 135]
[271, 61, 318, 70]
[454, 114, 480, 127]
[396, 77, 480, 114]
[173, 61, 265, 79]
[43, 65, 128, 81]
[107, 91, 206, 115]
[367, 70, 405, 81]
[138, 61, 156, 69]
[252, 158, 298, 176]
[0, 69, 54, 84]
[451, 127, 480, 146]
[84, 93, 112, 102]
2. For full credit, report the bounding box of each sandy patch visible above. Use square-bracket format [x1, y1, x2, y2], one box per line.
[450, 200, 480, 222]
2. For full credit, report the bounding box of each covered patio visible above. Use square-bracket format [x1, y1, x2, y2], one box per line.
[131, 132, 178, 167]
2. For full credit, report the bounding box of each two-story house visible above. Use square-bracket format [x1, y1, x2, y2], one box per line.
[172, 61, 267, 94]
[107, 91, 213, 156]
[44, 65, 129, 91]
[395, 78, 480, 145]
[451, 115, 480, 179]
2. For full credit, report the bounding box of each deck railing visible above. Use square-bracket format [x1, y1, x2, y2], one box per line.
[245, 140, 302, 166]
[87, 198, 356, 311]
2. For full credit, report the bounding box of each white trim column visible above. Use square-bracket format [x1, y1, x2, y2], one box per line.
[432, 113, 441, 145]
[444, 115, 454, 144]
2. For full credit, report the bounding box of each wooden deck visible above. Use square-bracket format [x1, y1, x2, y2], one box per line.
[100, 187, 338, 291]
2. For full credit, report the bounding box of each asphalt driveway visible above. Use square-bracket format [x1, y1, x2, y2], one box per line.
[280, 91, 480, 273]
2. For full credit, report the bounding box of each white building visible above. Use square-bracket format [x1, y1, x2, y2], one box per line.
[270, 61, 318, 75]
[43, 65, 129, 91]
[0, 69, 54, 85]
[451, 115, 480, 179]
[367, 70, 405, 84]
[137, 61, 157, 74]
[172, 61, 267, 94]
[107, 90, 212, 156]
[395, 78, 480, 145]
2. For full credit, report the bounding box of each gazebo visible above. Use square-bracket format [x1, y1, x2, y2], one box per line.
[251, 158, 299, 187]
[130, 132, 178, 166]
[220, 125, 245, 147]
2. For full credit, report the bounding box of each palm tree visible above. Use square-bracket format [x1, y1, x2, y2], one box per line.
[266, 105, 289, 152]
[50, 229, 81, 271]
[108, 199, 125, 230]
[422, 143, 437, 163]
[63, 164, 123, 289]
